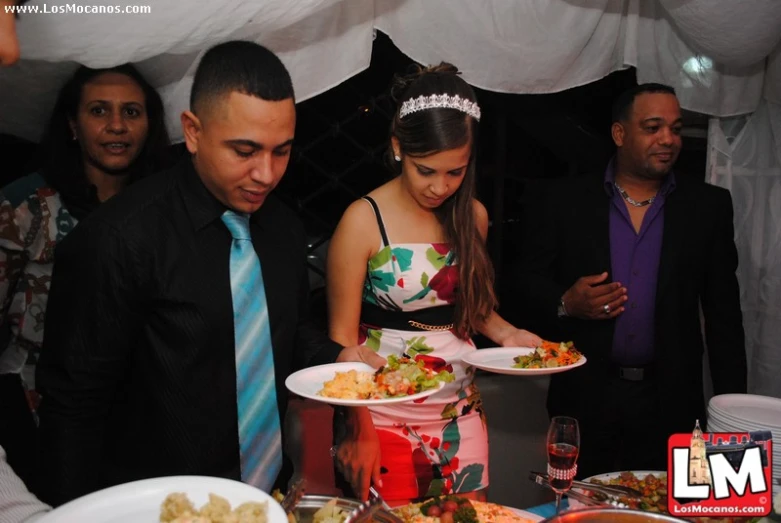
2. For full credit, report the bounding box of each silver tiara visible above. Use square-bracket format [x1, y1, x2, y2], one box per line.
[399, 94, 481, 121]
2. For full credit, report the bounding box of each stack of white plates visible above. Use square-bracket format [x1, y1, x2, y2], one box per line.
[707, 394, 781, 496]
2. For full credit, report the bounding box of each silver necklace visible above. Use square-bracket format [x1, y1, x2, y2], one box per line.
[614, 182, 656, 207]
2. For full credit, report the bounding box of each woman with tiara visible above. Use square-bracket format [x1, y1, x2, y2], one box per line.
[327, 63, 542, 505]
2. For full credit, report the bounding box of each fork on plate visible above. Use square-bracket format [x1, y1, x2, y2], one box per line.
[344, 497, 383, 523]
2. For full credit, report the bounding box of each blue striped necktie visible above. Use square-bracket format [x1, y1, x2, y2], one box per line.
[221, 210, 282, 492]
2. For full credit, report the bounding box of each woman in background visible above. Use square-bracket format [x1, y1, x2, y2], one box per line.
[0, 63, 171, 491]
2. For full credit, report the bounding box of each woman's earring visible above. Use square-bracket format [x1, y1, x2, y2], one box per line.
[394, 154, 401, 162]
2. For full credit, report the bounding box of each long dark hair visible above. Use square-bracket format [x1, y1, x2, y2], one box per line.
[389, 63, 496, 338]
[39, 64, 171, 219]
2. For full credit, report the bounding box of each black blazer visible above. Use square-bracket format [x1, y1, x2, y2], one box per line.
[512, 172, 747, 431]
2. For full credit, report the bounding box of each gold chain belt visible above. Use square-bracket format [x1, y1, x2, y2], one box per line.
[407, 320, 454, 331]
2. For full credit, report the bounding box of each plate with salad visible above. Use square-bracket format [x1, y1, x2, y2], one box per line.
[285, 354, 454, 406]
[460, 341, 586, 376]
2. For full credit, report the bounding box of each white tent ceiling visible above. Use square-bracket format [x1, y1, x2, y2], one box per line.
[1, 0, 780, 143]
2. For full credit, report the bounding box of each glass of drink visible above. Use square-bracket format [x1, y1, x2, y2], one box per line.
[546, 416, 580, 513]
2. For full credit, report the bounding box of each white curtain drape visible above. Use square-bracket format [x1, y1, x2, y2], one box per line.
[375, 0, 780, 116]
[0, 0, 376, 143]
[707, 99, 781, 399]
[2, 0, 780, 143]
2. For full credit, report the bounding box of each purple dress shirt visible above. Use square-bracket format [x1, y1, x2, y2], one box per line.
[605, 159, 676, 366]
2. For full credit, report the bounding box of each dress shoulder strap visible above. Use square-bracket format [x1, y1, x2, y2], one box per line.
[361, 196, 390, 247]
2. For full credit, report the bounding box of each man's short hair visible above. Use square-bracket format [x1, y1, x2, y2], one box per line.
[190, 41, 295, 116]
[611, 83, 676, 123]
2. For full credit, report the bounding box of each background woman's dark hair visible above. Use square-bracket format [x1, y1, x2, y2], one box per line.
[389, 63, 496, 338]
[39, 63, 172, 219]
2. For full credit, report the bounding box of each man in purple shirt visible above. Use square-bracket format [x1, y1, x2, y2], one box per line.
[606, 154, 674, 367]
[516, 83, 746, 477]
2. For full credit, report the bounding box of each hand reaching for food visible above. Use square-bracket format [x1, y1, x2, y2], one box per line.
[336, 344, 386, 368]
[498, 328, 543, 349]
[333, 407, 382, 501]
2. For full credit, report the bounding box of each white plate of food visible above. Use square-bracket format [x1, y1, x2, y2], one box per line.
[285, 356, 451, 407]
[568, 470, 668, 512]
[461, 341, 587, 376]
[37, 475, 287, 523]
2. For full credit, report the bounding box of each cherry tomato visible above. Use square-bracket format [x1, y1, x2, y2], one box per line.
[426, 505, 442, 517]
[440, 511, 455, 523]
[442, 501, 459, 513]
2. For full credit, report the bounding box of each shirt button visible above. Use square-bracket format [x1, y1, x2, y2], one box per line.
[632, 270, 639, 276]
[631, 303, 637, 309]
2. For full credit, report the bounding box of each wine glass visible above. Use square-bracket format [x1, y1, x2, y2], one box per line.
[547, 416, 580, 513]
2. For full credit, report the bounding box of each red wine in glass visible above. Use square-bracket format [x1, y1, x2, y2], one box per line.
[546, 416, 580, 513]
[548, 442, 578, 489]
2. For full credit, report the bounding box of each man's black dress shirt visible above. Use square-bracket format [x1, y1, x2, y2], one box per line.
[36, 158, 342, 506]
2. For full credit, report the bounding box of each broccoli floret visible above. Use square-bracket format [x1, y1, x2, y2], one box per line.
[453, 505, 478, 523]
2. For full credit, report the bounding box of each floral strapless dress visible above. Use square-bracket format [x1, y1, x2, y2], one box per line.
[356, 198, 489, 501]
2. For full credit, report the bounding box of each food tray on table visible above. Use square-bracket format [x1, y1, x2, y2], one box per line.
[290, 495, 360, 523]
[539, 507, 687, 523]
[567, 471, 668, 513]
[568, 471, 762, 523]
[395, 495, 542, 523]
[276, 492, 543, 523]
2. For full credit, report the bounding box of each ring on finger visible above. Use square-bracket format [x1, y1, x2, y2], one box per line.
[603, 304, 611, 314]
[329, 445, 338, 458]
